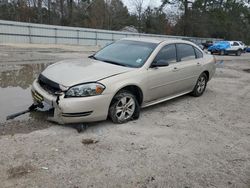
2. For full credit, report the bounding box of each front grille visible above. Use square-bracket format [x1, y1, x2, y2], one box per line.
[38, 74, 61, 95]
[62, 111, 93, 117]
[31, 90, 44, 103]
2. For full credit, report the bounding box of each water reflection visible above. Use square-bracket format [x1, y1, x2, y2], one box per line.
[0, 63, 50, 123]
[0, 63, 50, 89]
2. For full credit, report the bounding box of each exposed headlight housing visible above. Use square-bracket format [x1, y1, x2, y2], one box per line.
[65, 83, 105, 97]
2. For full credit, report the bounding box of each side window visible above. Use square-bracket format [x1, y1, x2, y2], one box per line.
[154, 44, 177, 64]
[194, 47, 203, 59]
[232, 42, 239, 46]
[176, 44, 196, 61]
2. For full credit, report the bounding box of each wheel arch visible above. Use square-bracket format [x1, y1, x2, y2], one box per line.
[203, 70, 210, 80]
[111, 84, 144, 106]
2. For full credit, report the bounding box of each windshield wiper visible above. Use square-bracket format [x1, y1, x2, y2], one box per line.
[88, 55, 98, 60]
[101, 59, 129, 67]
[89, 56, 131, 67]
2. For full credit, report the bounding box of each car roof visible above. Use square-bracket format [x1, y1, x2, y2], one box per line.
[122, 37, 190, 44]
[229, 41, 242, 43]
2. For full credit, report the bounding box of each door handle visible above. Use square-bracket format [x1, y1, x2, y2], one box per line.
[197, 62, 201, 66]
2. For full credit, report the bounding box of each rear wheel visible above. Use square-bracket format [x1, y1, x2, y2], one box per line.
[109, 90, 140, 124]
[191, 73, 208, 97]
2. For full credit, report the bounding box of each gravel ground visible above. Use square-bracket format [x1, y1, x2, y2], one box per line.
[0, 44, 249, 188]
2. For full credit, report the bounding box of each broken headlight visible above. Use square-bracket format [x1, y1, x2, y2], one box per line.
[65, 83, 105, 97]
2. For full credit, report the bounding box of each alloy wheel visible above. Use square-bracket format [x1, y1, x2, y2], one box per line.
[115, 96, 135, 121]
[197, 76, 206, 93]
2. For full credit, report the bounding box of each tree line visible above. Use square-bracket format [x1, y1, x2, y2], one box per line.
[0, 0, 249, 43]
[162, 0, 250, 43]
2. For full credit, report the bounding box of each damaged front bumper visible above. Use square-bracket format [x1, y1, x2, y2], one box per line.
[31, 79, 111, 124]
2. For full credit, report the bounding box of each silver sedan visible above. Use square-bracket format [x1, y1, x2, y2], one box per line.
[32, 38, 216, 124]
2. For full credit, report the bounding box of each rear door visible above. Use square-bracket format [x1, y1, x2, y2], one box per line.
[173, 43, 203, 94]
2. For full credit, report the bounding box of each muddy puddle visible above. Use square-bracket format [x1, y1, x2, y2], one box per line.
[0, 63, 50, 123]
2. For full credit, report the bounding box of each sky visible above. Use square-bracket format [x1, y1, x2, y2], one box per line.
[122, 0, 181, 24]
[122, 0, 162, 13]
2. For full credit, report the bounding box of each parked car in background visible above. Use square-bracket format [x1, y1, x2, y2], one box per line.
[202, 41, 214, 49]
[238, 41, 247, 52]
[208, 41, 245, 56]
[32, 38, 216, 124]
[182, 39, 205, 50]
[194, 42, 205, 50]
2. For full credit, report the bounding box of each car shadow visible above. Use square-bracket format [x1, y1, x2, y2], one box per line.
[65, 93, 195, 133]
[7, 93, 205, 135]
[141, 94, 193, 113]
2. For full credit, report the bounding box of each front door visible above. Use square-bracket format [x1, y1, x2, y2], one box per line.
[146, 44, 179, 102]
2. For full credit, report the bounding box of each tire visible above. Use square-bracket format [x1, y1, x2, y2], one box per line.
[191, 73, 208, 97]
[220, 50, 225, 55]
[236, 50, 242, 56]
[109, 90, 140, 124]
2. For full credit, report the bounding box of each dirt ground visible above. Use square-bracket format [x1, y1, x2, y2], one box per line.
[0, 44, 249, 188]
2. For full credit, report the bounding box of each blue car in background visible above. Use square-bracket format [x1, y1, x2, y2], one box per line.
[208, 41, 245, 56]
[208, 41, 230, 55]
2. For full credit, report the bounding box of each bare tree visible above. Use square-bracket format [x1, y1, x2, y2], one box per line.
[59, 0, 64, 25]
[37, 0, 42, 23]
[67, 0, 73, 25]
[130, 0, 146, 32]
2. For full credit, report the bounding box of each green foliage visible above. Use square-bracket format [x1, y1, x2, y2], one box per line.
[164, 0, 250, 43]
[142, 7, 171, 34]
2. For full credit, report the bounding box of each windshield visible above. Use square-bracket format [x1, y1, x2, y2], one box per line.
[92, 40, 158, 68]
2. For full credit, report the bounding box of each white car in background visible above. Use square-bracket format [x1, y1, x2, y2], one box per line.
[227, 41, 246, 55]
[238, 41, 247, 51]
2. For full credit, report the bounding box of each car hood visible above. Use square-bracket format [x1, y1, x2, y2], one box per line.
[41, 58, 134, 87]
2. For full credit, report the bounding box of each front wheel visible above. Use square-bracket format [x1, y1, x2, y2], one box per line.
[191, 73, 208, 97]
[236, 50, 242, 56]
[109, 90, 140, 124]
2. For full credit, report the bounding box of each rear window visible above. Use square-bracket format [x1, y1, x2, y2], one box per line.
[177, 44, 196, 61]
[194, 47, 203, 59]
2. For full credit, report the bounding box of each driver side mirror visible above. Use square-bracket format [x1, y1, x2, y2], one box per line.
[151, 60, 169, 68]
